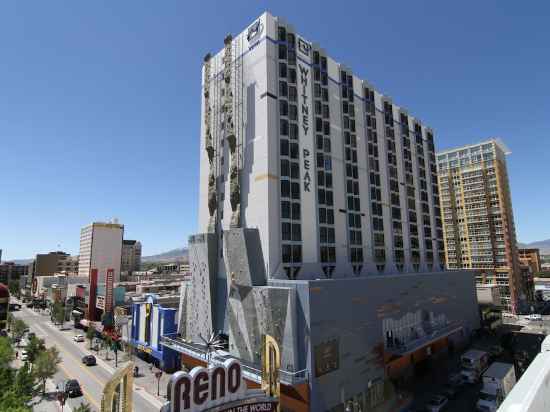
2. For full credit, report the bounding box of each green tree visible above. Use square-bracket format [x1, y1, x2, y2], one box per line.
[7, 312, 14, 330]
[8, 280, 20, 298]
[11, 319, 27, 342]
[24, 335, 46, 365]
[86, 325, 96, 350]
[13, 363, 35, 400]
[0, 336, 14, 366]
[0, 389, 32, 412]
[52, 302, 65, 326]
[101, 335, 113, 360]
[73, 402, 93, 412]
[33, 347, 61, 395]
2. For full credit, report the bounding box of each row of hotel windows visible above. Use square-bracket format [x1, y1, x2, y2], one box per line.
[276, 25, 443, 274]
[278, 25, 303, 276]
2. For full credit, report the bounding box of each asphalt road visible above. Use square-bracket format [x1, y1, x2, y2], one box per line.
[13, 304, 163, 412]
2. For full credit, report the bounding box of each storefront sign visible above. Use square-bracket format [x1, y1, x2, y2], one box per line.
[96, 295, 105, 310]
[137, 344, 153, 354]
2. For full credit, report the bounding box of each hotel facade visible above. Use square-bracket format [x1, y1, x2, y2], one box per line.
[164, 12, 480, 412]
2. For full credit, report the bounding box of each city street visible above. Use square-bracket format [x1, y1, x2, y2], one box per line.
[13, 304, 164, 412]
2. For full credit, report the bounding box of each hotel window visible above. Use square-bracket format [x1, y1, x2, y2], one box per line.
[279, 62, 287, 78]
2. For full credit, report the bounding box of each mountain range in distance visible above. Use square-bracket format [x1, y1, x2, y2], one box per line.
[141, 247, 189, 263]
[518, 239, 550, 255]
[4, 239, 550, 265]
[138, 240, 550, 261]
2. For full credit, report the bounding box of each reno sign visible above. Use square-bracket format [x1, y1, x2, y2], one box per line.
[168, 359, 277, 412]
[164, 335, 280, 412]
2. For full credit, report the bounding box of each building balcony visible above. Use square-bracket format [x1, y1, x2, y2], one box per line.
[160, 335, 309, 386]
[384, 320, 463, 356]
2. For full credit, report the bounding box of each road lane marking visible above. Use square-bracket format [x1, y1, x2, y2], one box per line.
[19, 308, 164, 409]
[57, 361, 100, 410]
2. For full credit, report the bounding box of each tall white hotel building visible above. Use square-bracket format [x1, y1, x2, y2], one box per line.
[170, 12, 480, 411]
[199, 12, 445, 279]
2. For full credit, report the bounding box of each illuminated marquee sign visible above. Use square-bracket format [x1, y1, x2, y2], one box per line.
[169, 359, 245, 412]
[168, 358, 278, 412]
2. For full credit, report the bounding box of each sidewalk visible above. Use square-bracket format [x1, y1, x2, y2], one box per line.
[12, 358, 72, 412]
[89, 344, 173, 401]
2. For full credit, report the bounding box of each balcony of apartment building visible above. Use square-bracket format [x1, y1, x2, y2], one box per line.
[384, 318, 464, 357]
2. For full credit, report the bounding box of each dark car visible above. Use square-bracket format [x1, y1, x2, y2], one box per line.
[65, 380, 82, 397]
[82, 355, 96, 366]
[25, 302, 34, 308]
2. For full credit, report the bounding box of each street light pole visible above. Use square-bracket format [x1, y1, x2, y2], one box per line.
[155, 370, 163, 396]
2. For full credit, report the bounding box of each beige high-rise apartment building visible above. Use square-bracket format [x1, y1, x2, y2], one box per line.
[121, 240, 141, 272]
[78, 221, 124, 283]
[437, 139, 521, 312]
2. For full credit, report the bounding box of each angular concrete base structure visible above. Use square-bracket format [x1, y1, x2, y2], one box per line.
[174, 229, 480, 411]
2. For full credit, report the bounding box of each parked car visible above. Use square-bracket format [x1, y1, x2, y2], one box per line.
[526, 314, 542, 322]
[73, 334, 85, 342]
[64, 379, 82, 397]
[25, 302, 33, 308]
[82, 355, 96, 366]
[426, 395, 448, 412]
[20, 350, 28, 362]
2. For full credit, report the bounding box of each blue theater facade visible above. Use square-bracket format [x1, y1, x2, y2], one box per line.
[129, 294, 179, 372]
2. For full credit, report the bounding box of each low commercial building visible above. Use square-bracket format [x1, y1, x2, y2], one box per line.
[129, 294, 179, 371]
[121, 240, 142, 273]
[477, 284, 501, 306]
[0, 262, 28, 284]
[518, 248, 542, 274]
[28, 251, 79, 278]
[0, 284, 9, 330]
[534, 277, 550, 300]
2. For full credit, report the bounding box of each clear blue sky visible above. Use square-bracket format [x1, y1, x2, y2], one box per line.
[1, 1, 549, 260]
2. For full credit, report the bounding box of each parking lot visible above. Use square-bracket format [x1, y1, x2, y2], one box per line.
[404, 333, 510, 411]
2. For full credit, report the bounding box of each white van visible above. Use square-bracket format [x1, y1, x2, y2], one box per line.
[476, 362, 516, 412]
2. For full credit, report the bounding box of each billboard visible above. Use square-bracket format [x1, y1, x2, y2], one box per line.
[314, 338, 340, 377]
[87, 268, 98, 321]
